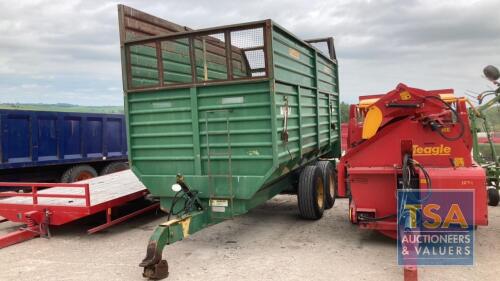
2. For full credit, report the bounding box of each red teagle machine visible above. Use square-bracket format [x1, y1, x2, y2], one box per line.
[337, 84, 489, 280]
[338, 83, 488, 236]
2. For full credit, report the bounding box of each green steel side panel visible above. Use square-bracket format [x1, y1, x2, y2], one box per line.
[317, 55, 337, 93]
[130, 45, 160, 87]
[129, 39, 249, 89]
[161, 39, 192, 84]
[271, 24, 341, 163]
[127, 80, 274, 200]
[122, 18, 341, 217]
[128, 87, 194, 174]
[197, 83, 273, 172]
[272, 30, 315, 89]
[275, 83, 301, 159]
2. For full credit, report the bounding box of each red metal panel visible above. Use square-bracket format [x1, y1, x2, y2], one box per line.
[0, 229, 38, 249]
[338, 84, 488, 239]
[0, 176, 148, 225]
[0, 204, 90, 225]
[423, 167, 488, 225]
[348, 167, 398, 219]
[0, 171, 156, 248]
[0, 182, 90, 206]
[87, 203, 159, 234]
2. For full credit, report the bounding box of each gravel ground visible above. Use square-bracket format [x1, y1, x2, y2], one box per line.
[0, 196, 499, 281]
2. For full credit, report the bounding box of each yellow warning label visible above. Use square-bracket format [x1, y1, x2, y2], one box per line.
[210, 199, 229, 207]
[179, 217, 191, 238]
[454, 157, 465, 167]
[400, 91, 412, 100]
[461, 180, 473, 186]
[323, 65, 332, 74]
[288, 48, 301, 60]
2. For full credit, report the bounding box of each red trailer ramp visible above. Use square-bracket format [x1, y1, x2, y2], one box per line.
[0, 170, 159, 248]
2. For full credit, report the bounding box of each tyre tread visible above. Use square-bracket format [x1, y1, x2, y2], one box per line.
[61, 165, 98, 183]
[298, 166, 324, 219]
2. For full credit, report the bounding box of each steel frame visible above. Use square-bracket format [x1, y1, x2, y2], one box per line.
[0, 181, 159, 248]
[122, 20, 272, 92]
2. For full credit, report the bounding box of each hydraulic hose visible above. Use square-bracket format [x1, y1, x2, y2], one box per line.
[167, 190, 184, 221]
[424, 95, 465, 141]
[411, 160, 432, 203]
[356, 155, 433, 223]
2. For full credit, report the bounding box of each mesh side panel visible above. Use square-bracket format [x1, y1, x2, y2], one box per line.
[195, 33, 228, 81]
[231, 28, 266, 78]
[125, 22, 269, 89]
[309, 41, 330, 59]
[243, 49, 265, 77]
[230, 28, 263, 48]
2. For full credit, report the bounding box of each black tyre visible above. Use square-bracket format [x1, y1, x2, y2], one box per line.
[100, 161, 129, 175]
[61, 165, 98, 183]
[316, 161, 336, 209]
[488, 188, 499, 206]
[297, 166, 325, 220]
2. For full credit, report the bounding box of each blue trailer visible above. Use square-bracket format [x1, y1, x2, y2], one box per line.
[0, 109, 128, 182]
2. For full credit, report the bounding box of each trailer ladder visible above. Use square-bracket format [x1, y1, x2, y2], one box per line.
[204, 110, 234, 220]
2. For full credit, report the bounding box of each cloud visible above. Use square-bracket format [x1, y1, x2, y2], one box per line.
[0, 0, 499, 105]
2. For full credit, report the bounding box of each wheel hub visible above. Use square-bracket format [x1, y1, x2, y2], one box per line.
[317, 176, 324, 209]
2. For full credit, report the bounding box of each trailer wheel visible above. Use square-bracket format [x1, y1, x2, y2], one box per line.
[61, 165, 98, 183]
[348, 196, 357, 224]
[297, 166, 325, 220]
[316, 161, 336, 209]
[488, 188, 499, 206]
[101, 161, 129, 175]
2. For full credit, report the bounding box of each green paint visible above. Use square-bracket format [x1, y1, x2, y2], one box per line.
[121, 20, 341, 258]
[469, 93, 500, 188]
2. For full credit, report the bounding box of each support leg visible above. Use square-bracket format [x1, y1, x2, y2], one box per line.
[140, 225, 171, 279]
[139, 211, 208, 279]
[404, 266, 418, 281]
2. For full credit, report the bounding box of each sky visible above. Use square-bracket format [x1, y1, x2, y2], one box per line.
[0, 0, 499, 106]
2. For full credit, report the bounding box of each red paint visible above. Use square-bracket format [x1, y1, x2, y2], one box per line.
[338, 84, 488, 238]
[0, 228, 39, 249]
[477, 132, 500, 144]
[341, 123, 348, 152]
[0, 181, 158, 248]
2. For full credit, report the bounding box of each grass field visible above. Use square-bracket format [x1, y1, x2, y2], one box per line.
[478, 143, 500, 162]
[0, 103, 123, 114]
[480, 105, 500, 131]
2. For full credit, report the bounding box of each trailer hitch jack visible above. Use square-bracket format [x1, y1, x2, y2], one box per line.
[140, 211, 208, 279]
[141, 240, 169, 279]
[140, 226, 170, 280]
[143, 261, 169, 280]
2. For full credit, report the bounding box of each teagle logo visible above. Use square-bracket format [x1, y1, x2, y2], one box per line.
[413, 144, 451, 156]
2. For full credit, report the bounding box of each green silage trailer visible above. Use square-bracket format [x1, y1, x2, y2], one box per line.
[118, 5, 341, 278]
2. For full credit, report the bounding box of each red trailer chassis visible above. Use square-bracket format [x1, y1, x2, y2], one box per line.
[0, 170, 159, 248]
[337, 84, 489, 280]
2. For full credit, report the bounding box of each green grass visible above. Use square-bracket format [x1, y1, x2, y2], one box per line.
[478, 143, 500, 162]
[483, 106, 500, 131]
[0, 103, 124, 114]
[474, 105, 500, 131]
